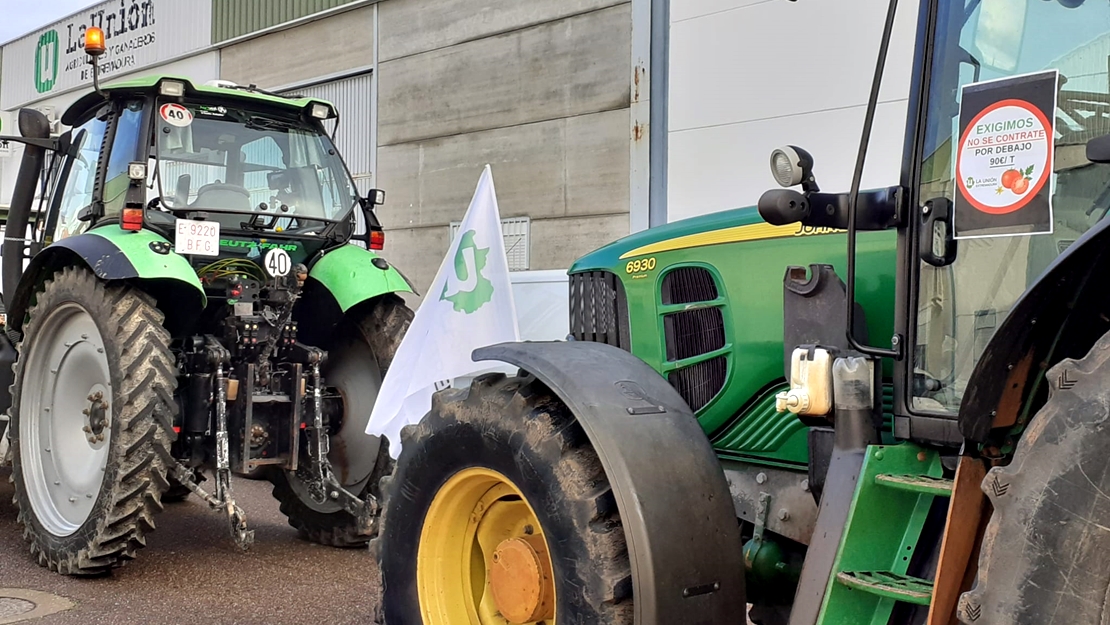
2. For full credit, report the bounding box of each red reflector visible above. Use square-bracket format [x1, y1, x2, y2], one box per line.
[173, 426, 181, 434]
[121, 208, 143, 231]
[370, 230, 385, 250]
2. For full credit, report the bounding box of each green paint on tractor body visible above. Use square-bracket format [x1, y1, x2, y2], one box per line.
[85, 226, 207, 303]
[817, 443, 948, 623]
[308, 244, 413, 312]
[570, 204, 897, 468]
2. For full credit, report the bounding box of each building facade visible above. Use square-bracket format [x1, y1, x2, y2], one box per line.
[0, 0, 920, 338]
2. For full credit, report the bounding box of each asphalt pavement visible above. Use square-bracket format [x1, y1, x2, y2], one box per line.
[0, 467, 382, 625]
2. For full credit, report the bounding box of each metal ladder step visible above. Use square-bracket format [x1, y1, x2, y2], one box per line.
[835, 570, 934, 606]
[874, 473, 953, 497]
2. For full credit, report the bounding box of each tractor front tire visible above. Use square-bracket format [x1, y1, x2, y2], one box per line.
[958, 327, 1110, 624]
[9, 267, 175, 575]
[371, 372, 634, 625]
[269, 294, 412, 547]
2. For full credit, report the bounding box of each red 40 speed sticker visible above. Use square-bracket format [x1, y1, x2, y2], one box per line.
[160, 103, 193, 128]
[953, 70, 1058, 240]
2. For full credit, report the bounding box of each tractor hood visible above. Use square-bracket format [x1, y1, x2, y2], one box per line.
[569, 205, 823, 273]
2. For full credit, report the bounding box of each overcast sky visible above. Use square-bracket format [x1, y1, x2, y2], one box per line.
[0, 0, 96, 45]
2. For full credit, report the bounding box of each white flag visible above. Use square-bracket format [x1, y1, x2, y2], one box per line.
[366, 165, 520, 457]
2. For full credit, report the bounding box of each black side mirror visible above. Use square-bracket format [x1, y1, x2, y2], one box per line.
[1087, 133, 1110, 163]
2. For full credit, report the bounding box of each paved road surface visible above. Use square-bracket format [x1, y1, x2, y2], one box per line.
[0, 467, 382, 625]
[1, 467, 759, 625]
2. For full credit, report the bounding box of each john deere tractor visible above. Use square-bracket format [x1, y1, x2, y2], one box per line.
[371, 0, 1110, 623]
[0, 30, 413, 575]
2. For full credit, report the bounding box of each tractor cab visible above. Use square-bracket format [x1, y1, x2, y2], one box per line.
[757, 0, 1110, 622]
[47, 75, 382, 264]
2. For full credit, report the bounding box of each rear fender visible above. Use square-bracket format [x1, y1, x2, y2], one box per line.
[308, 244, 414, 313]
[9, 227, 206, 334]
[473, 340, 746, 623]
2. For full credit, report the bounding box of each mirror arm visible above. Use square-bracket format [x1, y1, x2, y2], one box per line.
[845, 0, 902, 360]
[0, 136, 60, 152]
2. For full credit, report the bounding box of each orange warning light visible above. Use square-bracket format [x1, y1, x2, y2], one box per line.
[84, 27, 106, 57]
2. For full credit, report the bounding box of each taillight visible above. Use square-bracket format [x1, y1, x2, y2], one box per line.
[370, 229, 385, 250]
[121, 208, 143, 231]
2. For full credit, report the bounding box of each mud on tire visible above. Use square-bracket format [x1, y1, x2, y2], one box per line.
[371, 372, 634, 624]
[9, 267, 176, 575]
[958, 327, 1110, 624]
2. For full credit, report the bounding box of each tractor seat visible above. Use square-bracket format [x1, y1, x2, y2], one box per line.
[192, 183, 253, 230]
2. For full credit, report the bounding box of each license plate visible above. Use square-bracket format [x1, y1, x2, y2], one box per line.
[174, 218, 220, 256]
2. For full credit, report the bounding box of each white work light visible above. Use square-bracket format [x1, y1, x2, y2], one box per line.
[128, 162, 147, 181]
[770, 146, 805, 188]
[310, 103, 331, 119]
[160, 80, 186, 97]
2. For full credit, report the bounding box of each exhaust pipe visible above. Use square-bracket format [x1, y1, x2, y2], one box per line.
[3, 108, 51, 312]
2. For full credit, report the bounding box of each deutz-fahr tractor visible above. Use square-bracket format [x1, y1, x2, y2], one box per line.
[0, 29, 414, 575]
[371, 0, 1110, 623]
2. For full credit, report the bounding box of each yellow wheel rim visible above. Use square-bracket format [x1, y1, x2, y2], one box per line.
[417, 467, 557, 625]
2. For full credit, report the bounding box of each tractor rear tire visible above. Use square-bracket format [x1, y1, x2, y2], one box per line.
[370, 372, 634, 625]
[957, 327, 1110, 624]
[269, 294, 412, 547]
[9, 267, 175, 575]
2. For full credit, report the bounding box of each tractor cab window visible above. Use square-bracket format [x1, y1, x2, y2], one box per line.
[52, 115, 108, 242]
[153, 101, 359, 232]
[103, 102, 144, 217]
[912, 0, 1110, 413]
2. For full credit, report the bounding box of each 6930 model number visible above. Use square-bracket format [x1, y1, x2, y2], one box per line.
[625, 257, 656, 273]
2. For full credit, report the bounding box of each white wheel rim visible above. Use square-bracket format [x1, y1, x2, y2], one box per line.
[20, 303, 112, 536]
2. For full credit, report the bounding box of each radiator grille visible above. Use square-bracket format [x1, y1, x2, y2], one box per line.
[664, 308, 726, 361]
[568, 271, 630, 349]
[668, 356, 728, 412]
[662, 266, 719, 305]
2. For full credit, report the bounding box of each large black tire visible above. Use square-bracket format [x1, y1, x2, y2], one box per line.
[371, 372, 634, 624]
[9, 267, 176, 575]
[269, 294, 412, 547]
[957, 328, 1110, 624]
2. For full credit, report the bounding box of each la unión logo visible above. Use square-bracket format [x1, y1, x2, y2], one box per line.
[440, 230, 494, 314]
[34, 30, 60, 94]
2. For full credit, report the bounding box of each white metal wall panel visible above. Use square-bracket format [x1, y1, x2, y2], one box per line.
[1, 0, 212, 110]
[666, 0, 920, 221]
[282, 72, 375, 192]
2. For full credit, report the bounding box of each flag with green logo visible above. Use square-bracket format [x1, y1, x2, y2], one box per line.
[366, 165, 519, 457]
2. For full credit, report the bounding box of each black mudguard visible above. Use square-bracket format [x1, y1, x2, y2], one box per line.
[473, 340, 746, 624]
[960, 216, 1110, 441]
[9, 234, 203, 335]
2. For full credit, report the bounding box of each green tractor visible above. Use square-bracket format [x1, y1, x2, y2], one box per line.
[371, 0, 1110, 623]
[0, 32, 414, 575]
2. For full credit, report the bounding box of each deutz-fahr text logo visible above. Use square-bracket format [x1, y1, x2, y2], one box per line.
[34, 30, 60, 94]
[220, 239, 298, 252]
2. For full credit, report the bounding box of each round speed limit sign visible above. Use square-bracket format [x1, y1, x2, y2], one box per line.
[264, 248, 292, 277]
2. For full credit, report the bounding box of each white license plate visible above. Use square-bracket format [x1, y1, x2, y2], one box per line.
[174, 218, 220, 256]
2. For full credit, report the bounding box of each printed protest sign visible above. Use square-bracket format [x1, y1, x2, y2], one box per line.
[953, 70, 1058, 239]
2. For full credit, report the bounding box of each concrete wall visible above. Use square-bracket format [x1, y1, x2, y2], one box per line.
[219, 4, 375, 88]
[666, 0, 921, 222]
[374, 0, 634, 297]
